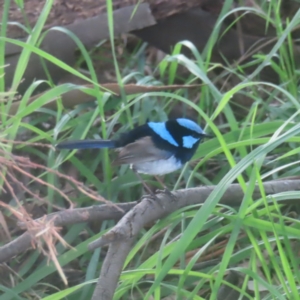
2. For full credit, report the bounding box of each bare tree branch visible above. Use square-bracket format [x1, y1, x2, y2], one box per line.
[91, 238, 135, 300]
[0, 202, 136, 263]
[90, 180, 300, 249]
[89, 179, 300, 299]
[1, 179, 300, 298]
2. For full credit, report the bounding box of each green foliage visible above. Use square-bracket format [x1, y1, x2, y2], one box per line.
[1, 0, 300, 299]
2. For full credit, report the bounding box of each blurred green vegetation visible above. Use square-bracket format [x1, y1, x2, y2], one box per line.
[1, 0, 300, 299]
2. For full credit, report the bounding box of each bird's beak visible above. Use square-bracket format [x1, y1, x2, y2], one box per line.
[202, 133, 214, 138]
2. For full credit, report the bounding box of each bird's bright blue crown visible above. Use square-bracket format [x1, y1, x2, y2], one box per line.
[176, 118, 204, 134]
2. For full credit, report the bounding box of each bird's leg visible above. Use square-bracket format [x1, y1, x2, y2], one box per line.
[154, 175, 169, 190]
[154, 176, 177, 201]
[132, 168, 158, 202]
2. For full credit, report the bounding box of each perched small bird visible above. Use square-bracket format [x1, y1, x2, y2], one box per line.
[56, 118, 211, 195]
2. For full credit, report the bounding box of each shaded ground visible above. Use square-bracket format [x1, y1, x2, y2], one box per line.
[4, 0, 216, 38]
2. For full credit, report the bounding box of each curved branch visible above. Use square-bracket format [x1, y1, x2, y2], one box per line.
[2, 179, 300, 299]
[90, 179, 300, 250]
[90, 180, 300, 299]
[91, 238, 135, 300]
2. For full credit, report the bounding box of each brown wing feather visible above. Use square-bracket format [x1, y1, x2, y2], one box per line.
[113, 136, 172, 165]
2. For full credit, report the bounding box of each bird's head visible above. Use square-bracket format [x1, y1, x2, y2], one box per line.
[147, 118, 212, 150]
[172, 118, 211, 149]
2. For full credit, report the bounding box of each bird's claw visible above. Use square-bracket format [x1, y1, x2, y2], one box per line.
[139, 193, 159, 202]
[138, 188, 176, 209]
[155, 188, 177, 201]
[139, 192, 166, 209]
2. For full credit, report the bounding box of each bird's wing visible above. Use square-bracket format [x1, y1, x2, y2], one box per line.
[113, 136, 172, 165]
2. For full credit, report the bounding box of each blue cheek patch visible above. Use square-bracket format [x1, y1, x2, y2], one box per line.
[182, 136, 200, 148]
[148, 122, 179, 147]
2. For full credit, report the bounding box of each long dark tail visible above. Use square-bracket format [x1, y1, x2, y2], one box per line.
[55, 139, 117, 150]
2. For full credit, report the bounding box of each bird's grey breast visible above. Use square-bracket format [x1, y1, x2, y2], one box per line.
[132, 155, 182, 175]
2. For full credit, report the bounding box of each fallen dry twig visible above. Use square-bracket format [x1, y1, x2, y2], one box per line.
[0, 202, 136, 263]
